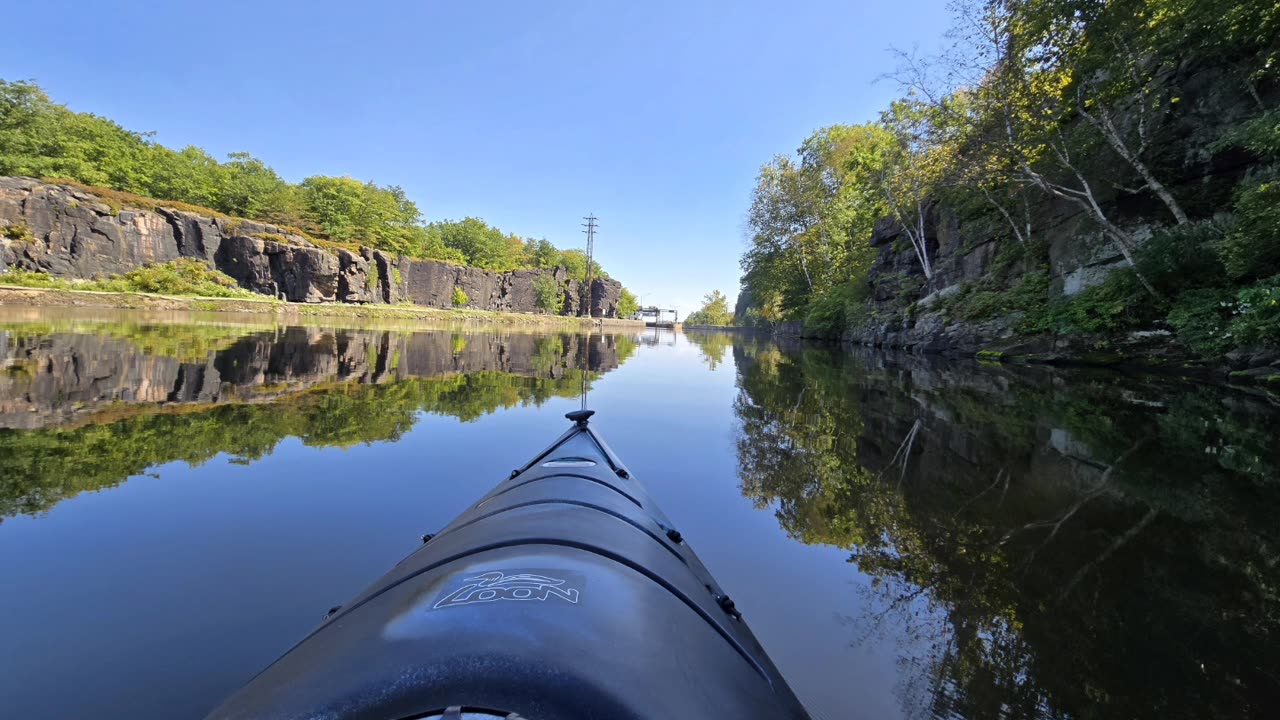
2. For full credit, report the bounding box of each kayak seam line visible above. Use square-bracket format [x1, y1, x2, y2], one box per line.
[323, 539, 773, 685]
[428, 499, 689, 566]
[481, 473, 642, 508]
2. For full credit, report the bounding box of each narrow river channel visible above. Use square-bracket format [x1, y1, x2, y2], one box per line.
[0, 309, 1275, 719]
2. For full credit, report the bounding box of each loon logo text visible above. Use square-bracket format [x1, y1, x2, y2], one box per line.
[434, 570, 581, 609]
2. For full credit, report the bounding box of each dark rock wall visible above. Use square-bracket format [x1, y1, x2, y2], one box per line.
[0, 178, 625, 317]
[847, 199, 1135, 354]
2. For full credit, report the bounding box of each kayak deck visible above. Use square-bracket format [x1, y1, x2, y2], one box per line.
[206, 410, 810, 719]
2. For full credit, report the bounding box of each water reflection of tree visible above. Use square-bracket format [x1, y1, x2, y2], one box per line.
[733, 342, 1280, 719]
[684, 330, 734, 371]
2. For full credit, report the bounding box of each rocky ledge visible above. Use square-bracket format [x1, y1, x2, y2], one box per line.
[0, 178, 623, 317]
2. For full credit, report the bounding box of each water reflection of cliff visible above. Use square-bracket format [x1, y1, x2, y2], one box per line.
[0, 321, 636, 517]
[733, 341, 1279, 720]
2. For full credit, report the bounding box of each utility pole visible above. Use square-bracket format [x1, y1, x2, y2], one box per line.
[581, 213, 597, 317]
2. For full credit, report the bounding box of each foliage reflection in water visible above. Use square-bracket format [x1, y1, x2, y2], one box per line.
[732, 339, 1279, 719]
[0, 317, 636, 519]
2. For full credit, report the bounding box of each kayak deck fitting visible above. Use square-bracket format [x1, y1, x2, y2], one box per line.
[206, 410, 811, 719]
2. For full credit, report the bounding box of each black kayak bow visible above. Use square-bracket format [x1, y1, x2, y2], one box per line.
[206, 410, 811, 719]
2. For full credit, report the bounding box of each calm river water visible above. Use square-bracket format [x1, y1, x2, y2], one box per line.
[0, 309, 1276, 719]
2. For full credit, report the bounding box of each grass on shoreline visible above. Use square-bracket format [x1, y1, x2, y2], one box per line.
[0, 281, 643, 331]
[1, 260, 257, 298]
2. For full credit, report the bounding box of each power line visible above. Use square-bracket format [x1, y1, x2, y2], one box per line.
[583, 211, 596, 315]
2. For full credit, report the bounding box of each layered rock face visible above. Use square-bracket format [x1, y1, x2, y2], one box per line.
[840, 200, 1143, 354]
[0, 178, 624, 317]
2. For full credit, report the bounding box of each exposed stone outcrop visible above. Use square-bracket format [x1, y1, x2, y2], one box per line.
[589, 277, 622, 318]
[213, 234, 339, 302]
[842, 199, 1158, 356]
[0, 178, 341, 303]
[0, 178, 627, 317]
[336, 249, 375, 304]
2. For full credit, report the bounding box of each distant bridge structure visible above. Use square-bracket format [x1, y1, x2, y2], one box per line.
[635, 306, 678, 328]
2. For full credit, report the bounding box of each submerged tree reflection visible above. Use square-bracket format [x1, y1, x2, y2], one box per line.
[733, 342, 1280, 719]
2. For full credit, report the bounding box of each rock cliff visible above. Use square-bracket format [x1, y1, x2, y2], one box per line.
[824, 198, 1193, 363]
[0, 178, 624, 317]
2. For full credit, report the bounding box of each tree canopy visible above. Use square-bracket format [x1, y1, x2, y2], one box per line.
[684, 290, 735, 326]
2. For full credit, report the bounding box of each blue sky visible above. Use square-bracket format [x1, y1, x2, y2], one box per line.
[4, 0, 951, 315]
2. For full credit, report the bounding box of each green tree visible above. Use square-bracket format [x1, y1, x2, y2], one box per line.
[740, 123, 893, 327]
[217, 152, 288, 219]
[145, 145, 224, 208]
[299, 176, 422, 249]
[532, 273, 564, 314]
[524, 238, 561, 269]
[617, 288, 639, 318]
[0, 79, 153, 190]
[684, 290, 735, 326]
[429, 217, 522, 270]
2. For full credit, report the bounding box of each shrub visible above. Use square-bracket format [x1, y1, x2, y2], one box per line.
[803, 281, 868, 339]
[1137, 219, 1229, 294]
[451, 286, 469, 307]
[1232, 278, 1280, 348]
[2, 223, 35, 243]
[97, 259, 255, 298]
[1043, 269, 1158, 335]
[1221, 174, 1280, 281]
[1213, 112, 1280, 282]
[0, 268, 67, 288]
[0, 259, 254, 298]
[946, 270, 1050, 326]
[531, 274, 563, 314]
[1168, 288, 1237, 356]
[803, 293, 847, 339]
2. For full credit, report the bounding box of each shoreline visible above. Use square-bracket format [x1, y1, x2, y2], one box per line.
[768, 326, 1280, 390]
[0, 285, 646, 332]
